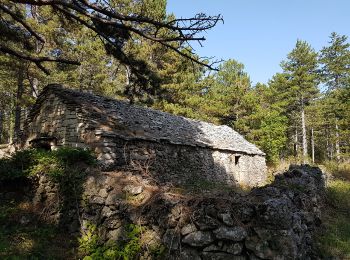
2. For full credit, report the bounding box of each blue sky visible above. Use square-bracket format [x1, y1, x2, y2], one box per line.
[167, 0, 350, 85]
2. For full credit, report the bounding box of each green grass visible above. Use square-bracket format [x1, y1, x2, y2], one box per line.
[317, 170, 350, 259]
[319, 212, 350, 258]
[327, 179, 350, 210]
[324, 161, 350, 181]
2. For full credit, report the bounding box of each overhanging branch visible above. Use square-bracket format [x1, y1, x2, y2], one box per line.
[0, 45, 80, 75]
[3, 0, 222, 75]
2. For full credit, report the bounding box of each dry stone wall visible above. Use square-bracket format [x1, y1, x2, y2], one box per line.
[93, 135, 266, 186]
[24, 94, 87, 148]
[33, 164, 326, 259]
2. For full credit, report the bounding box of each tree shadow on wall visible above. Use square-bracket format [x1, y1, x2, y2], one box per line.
[25, 85, 245, 189]
[66, 87, 244, 188]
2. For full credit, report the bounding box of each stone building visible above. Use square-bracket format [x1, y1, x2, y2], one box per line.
[22, 84, 267, 187]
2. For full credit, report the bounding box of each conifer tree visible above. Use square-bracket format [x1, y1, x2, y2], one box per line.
[280, 40, 319, 162]
[203, 59, 251, 125]
[319, 32, 350, 160]
[235, 83, 288, 164]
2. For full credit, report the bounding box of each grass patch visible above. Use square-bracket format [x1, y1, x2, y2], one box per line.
[318, 177, 350, 258]
[319, 212, 350, 258]
[324, 161, 350, 181]
[327, 179, 350, 210]
[79, 223, 144, 260]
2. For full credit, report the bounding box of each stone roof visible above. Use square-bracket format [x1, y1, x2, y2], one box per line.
[40, 85, 265, 156]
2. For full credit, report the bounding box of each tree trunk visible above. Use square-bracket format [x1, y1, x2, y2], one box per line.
[30, 7, 39, 98]
[31, 77, 39, 98]
[294, 127, 299, 157]
[311, 128, 315, 164]
[335, 119, 340, 161]
[330, 143, 334, 160]
[0, 110, 3, 144]
[125, 65, 130, 86]
[124, 65, 134, 104]
[14, 67, 24, 140]
[301, 106, 308, 163]
[326, 127, 331, 160]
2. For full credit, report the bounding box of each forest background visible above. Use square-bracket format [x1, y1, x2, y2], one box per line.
[0, 0, 349, 165]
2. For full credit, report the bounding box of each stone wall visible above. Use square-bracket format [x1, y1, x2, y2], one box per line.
[23, 94, 88, 148]
[99, 136, 266, 187]
[33, 165, 326, 259]
[22, 94, 266, 187]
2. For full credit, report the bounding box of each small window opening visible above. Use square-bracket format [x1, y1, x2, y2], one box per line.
[235, 156, 240, 165]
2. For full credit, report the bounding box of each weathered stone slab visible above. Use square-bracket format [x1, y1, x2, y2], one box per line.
[213, 226, 247, 241]
[182, 231, 214, 247]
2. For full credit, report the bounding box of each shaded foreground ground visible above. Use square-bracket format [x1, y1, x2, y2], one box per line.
[0, 179, 77, 259]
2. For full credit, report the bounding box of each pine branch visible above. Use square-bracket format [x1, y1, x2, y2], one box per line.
[0, 45, 80, 75]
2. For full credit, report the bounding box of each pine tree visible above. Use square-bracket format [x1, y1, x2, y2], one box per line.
[280, 40, 319, 163]
[320, 32, 350, 91]
[234, 83, 288, 164]
[203, 59, 251, 126]
[319, 32, 350, 160]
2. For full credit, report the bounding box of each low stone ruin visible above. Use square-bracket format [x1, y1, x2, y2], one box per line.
[32, 164, 326, 259]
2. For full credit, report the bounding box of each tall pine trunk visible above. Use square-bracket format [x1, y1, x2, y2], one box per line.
[30, 78, 39, 98]
[335, 119, 340, 161]
[125, 65, 130, 86]
[0, 110, 3, 144]
[326, 127, 332, 160]
[301, 105, 308, 163]
[294, 127, 299, 157]
[30, 6, 39, 98]
[14, 67, 24, 140]
[311, 128, 315, 164]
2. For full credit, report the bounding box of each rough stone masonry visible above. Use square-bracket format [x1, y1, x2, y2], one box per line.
[32, 164, 325, 259]
[21, 84, 267, 187]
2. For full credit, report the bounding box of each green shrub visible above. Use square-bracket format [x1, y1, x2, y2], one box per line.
[79, 223, 143, 260]
[54, 147, 96, 166]
[0, 149, 37, 180]
[0, 147, 95, 181]
[79, 223, 100, 256]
